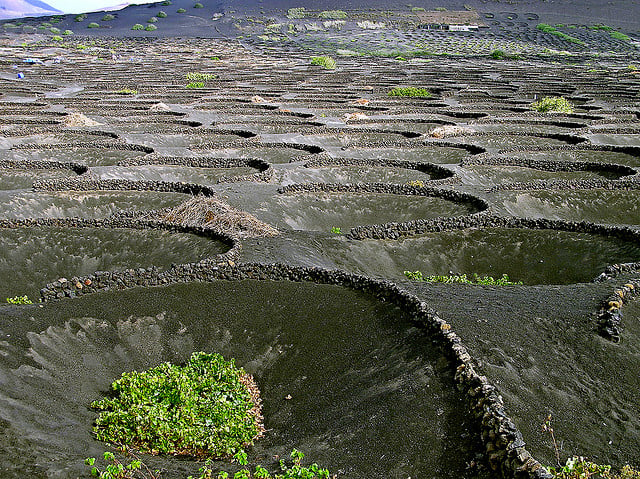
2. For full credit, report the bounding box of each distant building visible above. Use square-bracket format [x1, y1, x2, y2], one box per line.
[416, 10, 484, 31]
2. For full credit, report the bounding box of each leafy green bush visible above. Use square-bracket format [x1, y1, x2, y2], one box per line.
[287, 7, 306, 19]
[310, 55, 336, 69]
[147, 16, 158, 23]
[330, 227, 342, 234]
[6, 295, 33, 304]
[131, 24, 144, 30]
[318, 10, 347, 19]
[63, 29, 73, 35]
[145, 24, 157, 31]
[87, 22, 100, 28]
[114, 88, 137, 95]
[186, 72, 215, 81]
[102, 14, 115, 21]
[536, 23, 585, 45]
[91, 352, 264, 459]
[75, 14, 87, 22]
[157, 11, 167, 18]
[547, 456, 640, 478]
[490, 49, 505, 59]
[530, 96, 574, 113]
[194, 3, 204, 8]
[411, 7, 425, 12]
[404, 271, 523, 285]
[388, 86, 432, 98]
[186, 81, 205, 88]
[52, 35, 63, 41]
[49, 26, 60, 33]
[177, 8, 186, 13]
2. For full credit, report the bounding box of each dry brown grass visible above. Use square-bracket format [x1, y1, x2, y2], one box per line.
[157, 195, 278, 238]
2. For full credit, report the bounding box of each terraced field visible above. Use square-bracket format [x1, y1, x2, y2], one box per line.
[1, 32, 640, 479]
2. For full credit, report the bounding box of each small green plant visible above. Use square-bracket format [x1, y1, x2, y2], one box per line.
[411, 7, 426, 12]
[145, 24, 158, 31]
[177, 8, 186, 13]
[186, 81, 205, 88]
[157, 11, 167, 18]
[310, 56, 336, 69]
[530, 96, 574, 113]
[318, 10, 347, 19]
[91, 352, 264, 459]
[75, 13, 87, 21]
[388, 87, 432, 98]
[490, 49, 506, 59]
[186, 72, 215, 81]
[114, 88, 137, 95]
[85, 452, 158, 479]
[435, 6, 447, 11]
[87, 22, 100, 28]
[63, 29, 73, 35]
[194, 3, 204, 8]
[6, 295, 33, 304]
[49, 26, 60, 33]
[406, 180, 425, 187]
[51, 35, 63, 41]
[330, 227, 342, 234]
[148, 17, 158, 23]
[287, 7, 306, 19]
[132, 24, 144, 30]
[102, 14, 115, 21]
[403, 271, 523, 285]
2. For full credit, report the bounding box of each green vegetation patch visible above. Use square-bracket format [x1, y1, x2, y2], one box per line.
[388, 86, 432, 98]
[157, 11, 167, 18]
[287, 7, 306, 19]
[194, 2, 204, 8]
[145, 24, 158, 31]
[6, 295, 33, 304]
[610, 31, 630, 41]
[186, 72, 215, 82]
[75, 13, 87, 22]
[102, 14, 115, 21]
[536, 23, 585, 45]
[310, 55, 336, 69]
[114, 88, 138, 95]
[131, 24, 144, 30]
[91, 352, 264, 459]
[318, 10, 347, 19]
[87, 22, 100, 29]
[404, 271, 523, 285]
[530, 96, 574, 113]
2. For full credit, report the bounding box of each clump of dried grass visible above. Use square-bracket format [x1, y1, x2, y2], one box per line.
[429, 125, 475, 138]
[64, 112, 101, 127]
[158, 195, 278, 238]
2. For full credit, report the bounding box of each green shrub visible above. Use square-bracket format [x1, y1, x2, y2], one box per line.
[310, 55, 336, 69]
[490, 49, 505, 59]
[114, 88, 138, 95]
[319, 10, 347, 19]
[194, 2, 204, 8]
[131, 24, 144, 30]
[536, 23, 585, 45]
[91, 352, 264, 459]
[531, 96, 574, 113]
[388, 86, 432, 98]
[147, 16, 158, 23]
[87, 22, 100, 28]
[330, 226, 342, 234]
[404, 271, 523, 285]
[6, 295, 33, 304]
[162, 0, 172, 4]
[145, 24, 157, 31]
[63, 29, 73, 35]
[186, 81, 205, 88]
[157, 11, 167, 18]
[186, 72, 215, 81]
[51, 35, 63, 41]
[287, 7, 306, 19]
[49, 26, 60, 33]
[435, 6, 447, 11]
[177, 8, 186, 12]
[75, 14, 87, 22]
[102, 14, 115, 21]
[411, 7, 425, 12]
